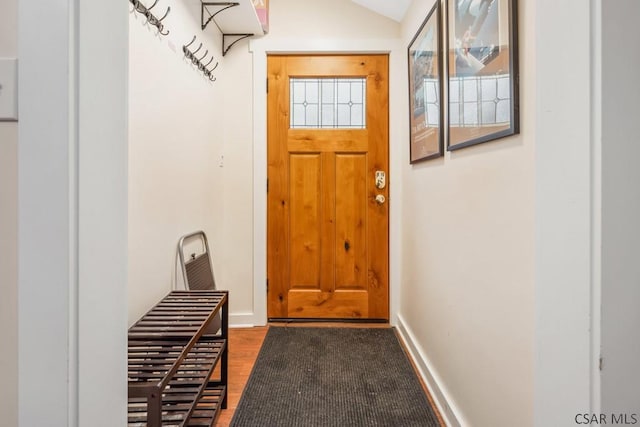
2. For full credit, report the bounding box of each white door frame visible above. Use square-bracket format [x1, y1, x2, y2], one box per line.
[249, 37, 405, 326]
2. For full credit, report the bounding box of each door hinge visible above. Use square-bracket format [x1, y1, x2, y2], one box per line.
[266, 178, 269, 193]
[599, 356, 604, 371]
[266, 77, 269, 93]
[266, 279, 269, 293]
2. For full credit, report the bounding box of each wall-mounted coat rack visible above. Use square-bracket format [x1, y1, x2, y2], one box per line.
[200, 0, 263, 56]
[183, 36, 218, 81]
[130, 0, 171, 35]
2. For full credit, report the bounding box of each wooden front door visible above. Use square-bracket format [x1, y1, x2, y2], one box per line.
[267, 54, 389, 320]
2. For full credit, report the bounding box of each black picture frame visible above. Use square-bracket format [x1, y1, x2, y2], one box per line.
[446, 0, 519, 151]
[408, 1, 444, 163]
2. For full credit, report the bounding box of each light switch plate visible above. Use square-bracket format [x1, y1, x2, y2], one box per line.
[0, 58, 18, 121]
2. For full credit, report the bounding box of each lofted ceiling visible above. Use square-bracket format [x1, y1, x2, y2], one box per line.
[350, 0, 411, 22]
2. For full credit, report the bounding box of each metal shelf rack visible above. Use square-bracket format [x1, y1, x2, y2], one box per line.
[127, 290, 229, 426]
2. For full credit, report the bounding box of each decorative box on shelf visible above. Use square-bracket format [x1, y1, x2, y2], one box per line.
[251, 0, 269, 34]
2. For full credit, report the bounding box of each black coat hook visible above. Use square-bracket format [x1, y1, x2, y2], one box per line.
[156, 7, 170, 23]
[182, 36, 218, 83]
[147, 0, 159, 11]
[130, 0, 146, 14]
[150, 6, 170, 35]
[130, 0, 170, 36]
[185, 35, 196, 49]
[197, 50, 209, 63]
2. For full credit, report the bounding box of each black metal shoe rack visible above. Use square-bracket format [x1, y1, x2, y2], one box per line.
[127, 290, 228, 426]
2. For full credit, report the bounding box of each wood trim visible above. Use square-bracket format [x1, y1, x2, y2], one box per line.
[267, 55, 289, 318]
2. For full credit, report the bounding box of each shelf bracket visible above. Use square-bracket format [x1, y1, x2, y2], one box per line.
[201, 2, 239, 31]
[222, 33, 254, 56]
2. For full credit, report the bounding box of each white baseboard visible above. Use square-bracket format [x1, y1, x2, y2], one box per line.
[395, 314, 465, 427]
[229, 312, 262, 328]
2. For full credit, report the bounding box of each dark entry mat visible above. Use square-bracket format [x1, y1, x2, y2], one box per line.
[230, 327, 441, 426]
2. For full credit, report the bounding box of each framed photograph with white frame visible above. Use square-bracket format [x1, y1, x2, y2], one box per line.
[408, 1, 444, 163]
[446, 0, 519, 151]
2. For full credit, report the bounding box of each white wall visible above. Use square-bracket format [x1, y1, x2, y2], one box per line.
[218, 48, 256, 321]
[398, 0, 535, 425]
[600, 0, 640, 415]
[0, 0, 18, 423]
[267, 0, 399, 38]
[127, 1, 226, 323]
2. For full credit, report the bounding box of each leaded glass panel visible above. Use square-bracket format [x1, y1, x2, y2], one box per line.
[290, 78, 366, 129]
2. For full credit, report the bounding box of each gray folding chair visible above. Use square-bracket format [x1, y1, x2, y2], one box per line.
[177, 231, 221, 334]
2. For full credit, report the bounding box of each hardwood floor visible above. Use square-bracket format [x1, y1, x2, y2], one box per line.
[214, 324, 445, 427]
[215, 327, 268, 427]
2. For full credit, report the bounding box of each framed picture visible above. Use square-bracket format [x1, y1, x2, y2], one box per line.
[447, 0, 519, 151]
[408, 1, 444, 163]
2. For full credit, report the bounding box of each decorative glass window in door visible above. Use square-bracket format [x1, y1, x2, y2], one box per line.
[290, 78, 366, 129]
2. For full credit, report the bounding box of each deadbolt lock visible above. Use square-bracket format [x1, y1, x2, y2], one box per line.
[375, 171, 386, 189]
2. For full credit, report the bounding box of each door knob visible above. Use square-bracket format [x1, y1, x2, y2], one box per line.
[375, 194, 385, 204]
